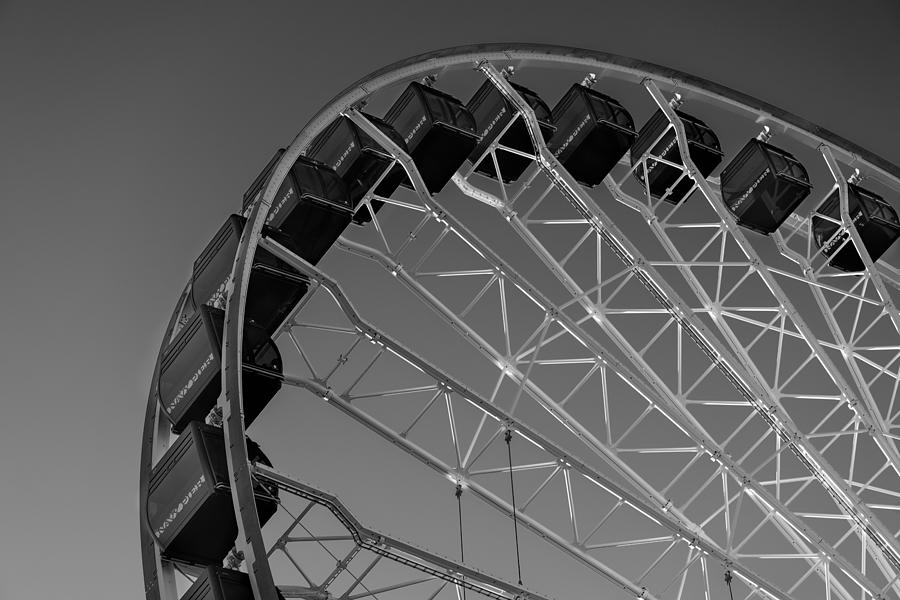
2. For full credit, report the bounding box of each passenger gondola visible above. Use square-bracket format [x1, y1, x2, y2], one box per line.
[813, 183, 900, 271]
[307, 114, 409, 224]
[146, 423, 278, 565]
[466, 78, 555, 183]
[157, 305, 282, 434]
[384, 81, 480, 194]
[630, 108, 722, 204]
[721, 138, 811, 235]
[547, 82, 635, 187]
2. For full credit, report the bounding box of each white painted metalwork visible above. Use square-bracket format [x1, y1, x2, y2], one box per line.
[140, 45, 900, 600]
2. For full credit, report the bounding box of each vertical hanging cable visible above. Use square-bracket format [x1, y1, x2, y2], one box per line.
[455, 483, 467, 600]
[724, 570, 735, 600]
[505, 428, 524, 585]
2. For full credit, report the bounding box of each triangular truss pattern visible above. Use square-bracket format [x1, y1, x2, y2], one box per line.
[141, 50, 900, 600]
[259, 233, 871, 600]
[269, 76, 900, 600]
[255, 466, 551, 600]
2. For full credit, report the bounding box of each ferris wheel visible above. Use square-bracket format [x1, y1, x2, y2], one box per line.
[139, 44, 900, 600]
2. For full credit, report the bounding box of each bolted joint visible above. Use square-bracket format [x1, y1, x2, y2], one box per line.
[224, 548, 245, 570]
[205, 406, 224, 427]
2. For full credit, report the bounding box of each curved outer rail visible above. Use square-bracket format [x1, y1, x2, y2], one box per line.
[139, 286, 191, 600]
[222, 179, 282, 599]
[140, 44, 900, 600]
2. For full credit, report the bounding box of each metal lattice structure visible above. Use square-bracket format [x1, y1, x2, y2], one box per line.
[140, 45, 900, 600]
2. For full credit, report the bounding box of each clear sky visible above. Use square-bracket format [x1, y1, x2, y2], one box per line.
[1, 1, 899, 599]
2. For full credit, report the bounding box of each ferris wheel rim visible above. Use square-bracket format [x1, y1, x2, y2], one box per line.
[140, 44, 900, 600]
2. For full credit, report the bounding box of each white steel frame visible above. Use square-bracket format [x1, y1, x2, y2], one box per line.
[139, 45, 900, 600]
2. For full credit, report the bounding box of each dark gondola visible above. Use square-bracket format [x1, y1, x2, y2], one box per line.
[813, 183, 900, 271]
[630, 108, 723, 204]
[146, 423, 278, 565]
[307, 114, 409, 224]
[157, 305, 282, 434]
[200, 157, 352, 336]
[547, 83, 635, 187]
[241, 154, 356, 262]
[721, 138, 811, 235]
[466, 78, 555, 183]
[255, 156, 356, 263]
[190, 214, 310, 336]
[384, 81, 480, 194]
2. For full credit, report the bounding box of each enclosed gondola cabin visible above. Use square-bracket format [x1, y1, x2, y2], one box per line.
[242, 155, 356, 263]
[812, 184, 900, 272]
[307, 114, 409, 225]
[384, 81, 479, 194]
[182, 566, 284, 600]
[630, 109, 723, 204]
[721, 139, 812, 235]
[258, 157, 356, 261]
[157, 305, 282, 434]
[190, 215, 310, 336]
[466, 79, 555, 183]
[146, 423, 278, 565]
[547, 84, 636, 188]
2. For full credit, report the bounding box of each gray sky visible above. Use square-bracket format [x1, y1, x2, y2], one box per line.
[1, 1, 899, 599]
